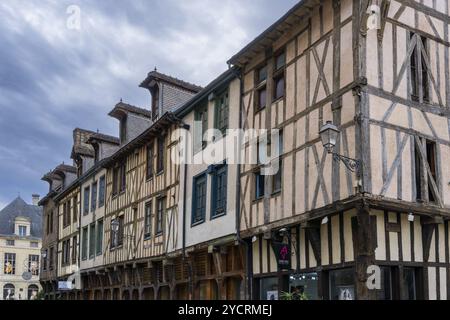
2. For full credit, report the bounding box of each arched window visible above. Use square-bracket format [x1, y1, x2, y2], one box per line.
[3, 284, 15, 300]
[28, 285, 39, 300]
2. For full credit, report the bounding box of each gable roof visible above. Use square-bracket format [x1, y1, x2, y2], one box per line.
[139, 70, 203, 93]
[87, 132, 120, 145]
[108, 102, 152, 120]
[0, 197, 42, 238]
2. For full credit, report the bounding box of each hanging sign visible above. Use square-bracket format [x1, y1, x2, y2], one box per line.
[271, 241, 291, 270]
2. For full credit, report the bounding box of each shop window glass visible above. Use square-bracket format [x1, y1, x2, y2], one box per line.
[260, 277, 279, 300]
[289, 273, 319, 300]
[329, 268, 355, 300]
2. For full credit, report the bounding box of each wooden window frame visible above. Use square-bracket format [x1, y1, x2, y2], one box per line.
[144, 201, 153, 239]
[89, 223, 96, 259]
[156, 198, 165, 236]
[96, 219, 104, 256]
[71, 236, 77, 265]
[91, 181, 98, 212]
[255, 64, 268, 112]
[211, 164, 228, 219]
[254, 171, 265, 200]
[81, 227, 88, 261]
[83, 186, 90, 215]
[4, 253, 16, 275]
[157, 137, 165, 174]
[273, 50, 286, 101]
[214, 89, 230, 136]
[194, 103, 208, 153]
[146, 142, 154, 180]
[98, 175, 106, 208]
[410, 33, 430, 103]
[72, 195, 78, 223]
[192, 173, 207, 226]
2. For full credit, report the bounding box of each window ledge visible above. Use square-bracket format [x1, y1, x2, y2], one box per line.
[156, 171, 164, 177]
[191, 220, 205, 227]
[272, 96, 285, 104]
[272, 190, 282, 197]
[211, 212, 227, 221]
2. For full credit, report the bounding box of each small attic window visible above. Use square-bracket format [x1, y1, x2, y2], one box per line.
[120, 116, 127, 144]
[151, 84, 160, 121]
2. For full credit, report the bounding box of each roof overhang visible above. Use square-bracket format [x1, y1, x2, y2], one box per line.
[227, 0, 318, 67]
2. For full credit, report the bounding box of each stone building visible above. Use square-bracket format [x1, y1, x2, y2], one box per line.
[0, 196, 42, 300]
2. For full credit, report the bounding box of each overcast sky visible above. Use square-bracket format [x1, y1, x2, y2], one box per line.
[0, 0, 299, 210]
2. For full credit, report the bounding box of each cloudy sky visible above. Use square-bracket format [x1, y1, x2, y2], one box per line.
[0, 0, 298, 210]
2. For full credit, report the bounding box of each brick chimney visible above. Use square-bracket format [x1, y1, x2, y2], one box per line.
[32, 194, 40, 206]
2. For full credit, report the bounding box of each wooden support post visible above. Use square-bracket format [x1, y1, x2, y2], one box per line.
[355, 200, 376, 300]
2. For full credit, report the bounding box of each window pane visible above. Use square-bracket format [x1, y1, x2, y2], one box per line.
[289, 273, 319, 300]
[258, 66, 267, 83]
[91, 182, 97, 212]
[274, 76, 285, 100]
[99, 176, 106, 207]
[84, 187, 90, 214]
[276, 52, 286, 70]
[96, 220, 103, 256]
[145, 202, 152, 238]
[258, 88, 267, 110]
[401, 268, 417, 300]
[329, 268, 355, 300]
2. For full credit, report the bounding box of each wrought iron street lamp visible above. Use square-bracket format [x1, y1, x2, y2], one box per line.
[319, 121, 361, 177]
[111, 218, 135, 241]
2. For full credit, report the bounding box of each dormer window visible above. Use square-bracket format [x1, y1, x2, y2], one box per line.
[94, 145, 100, 163]
[18, 226, 27, 237]
[120, 117, 127, 144]
[152, 85, 160, 121]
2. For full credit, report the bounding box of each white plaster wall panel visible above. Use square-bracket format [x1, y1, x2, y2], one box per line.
[373, 210, 387, 261]
[369, 95, 391, 122]
[428, 267, 437, 300]
[322, 0, 333, 34]
[297, 56, 307, 113]
[311, 6, 321, 44]
[321, 222, 330, 266]
[295, 149, 306, 214]
[286, 64, 296, 120]
[439, 224, 446, 263]
[340, 0, 352, 22]
[296, 117, 306, 148]
[414, 217, 424, 262]
[341, 91, 355, 125]
[331, 215, 341, 265]
[383, 23, 394, 93]
[283, 155, 293, 218]
[440, 268, 447, 300]
[366, 29, 379, 87]
[300, 228, 306, 269]
[340, 21, 354, 86]
[370, 125, 384, 195]
[401, 213, 412, 262]
[396, 27, 408, 99]
[344, 210, 356, 262]
[401, 140, 413, 202]
[411, 108, 433, 136]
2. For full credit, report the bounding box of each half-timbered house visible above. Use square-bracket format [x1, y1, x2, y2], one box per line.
[227, 0, 450, 300]
[84, 73, 201, 300]
[39, 164, 76, 299]
[173, 68, 245, 300]
[79, 133, 119, 300]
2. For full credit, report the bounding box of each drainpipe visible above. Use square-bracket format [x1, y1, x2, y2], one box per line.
[232, 66, 251, 300]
